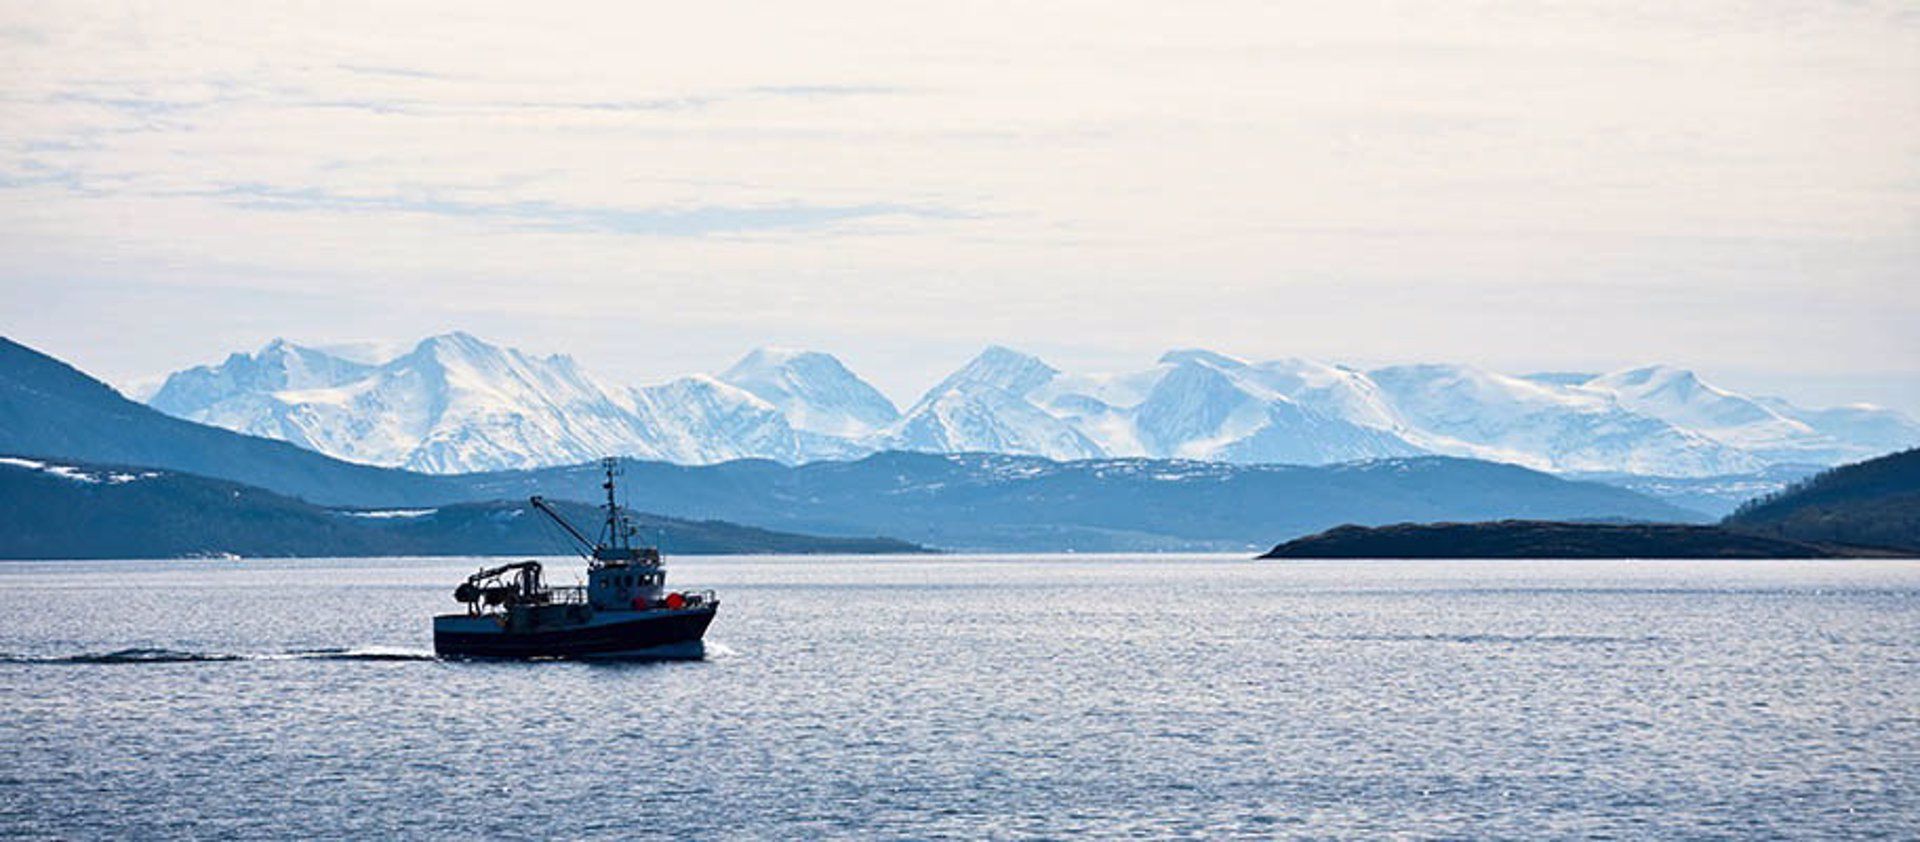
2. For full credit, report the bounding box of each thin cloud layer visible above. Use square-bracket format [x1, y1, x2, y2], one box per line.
[0, 2, 1914, 412]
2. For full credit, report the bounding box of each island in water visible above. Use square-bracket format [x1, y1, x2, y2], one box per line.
[1263, 447, 1920, 559]
[1257, 520, 1908, 559]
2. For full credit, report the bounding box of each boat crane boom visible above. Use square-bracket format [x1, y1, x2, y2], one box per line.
[469, 559, 543, 582]
[529, 495, 595, 556]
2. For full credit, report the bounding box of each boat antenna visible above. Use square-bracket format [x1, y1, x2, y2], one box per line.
[601, 456, 629, 551]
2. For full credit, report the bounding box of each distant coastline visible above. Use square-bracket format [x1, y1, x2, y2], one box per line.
[1265, 448, 1920, 559]
[1259, 520, 1912, 560]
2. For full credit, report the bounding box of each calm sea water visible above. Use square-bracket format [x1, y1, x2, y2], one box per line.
[1, 555, 1915, 839]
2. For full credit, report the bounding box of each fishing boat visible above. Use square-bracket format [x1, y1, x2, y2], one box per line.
[432, 458, 718, 659]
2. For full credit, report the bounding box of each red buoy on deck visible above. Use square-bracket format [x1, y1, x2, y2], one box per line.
[665, 592, 686, 610]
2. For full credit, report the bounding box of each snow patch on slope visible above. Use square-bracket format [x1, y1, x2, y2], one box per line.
[1, 456, 159, 484]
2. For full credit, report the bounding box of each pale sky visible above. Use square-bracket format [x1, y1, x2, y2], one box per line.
[2, 2, 1916, 411]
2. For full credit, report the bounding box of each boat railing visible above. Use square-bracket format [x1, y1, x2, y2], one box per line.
[547, 586, 587, 605]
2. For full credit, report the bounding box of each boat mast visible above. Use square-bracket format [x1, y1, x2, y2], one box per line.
[600, 456, 632, 551]
[528, 457, 645, 568]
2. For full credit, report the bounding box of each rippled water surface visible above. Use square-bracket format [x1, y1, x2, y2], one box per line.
[2, 555, 1916, 838]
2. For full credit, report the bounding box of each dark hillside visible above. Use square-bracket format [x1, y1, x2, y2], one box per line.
[0, 337, 450, 506]
[0, 458, 923, 560]
[1258, 520, 1882, 559]
[1723, 448, 1920, 551]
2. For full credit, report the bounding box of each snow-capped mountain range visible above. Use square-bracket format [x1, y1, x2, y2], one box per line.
[144, 332, 1919, 477]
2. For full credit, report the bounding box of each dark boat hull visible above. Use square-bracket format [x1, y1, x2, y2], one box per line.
[432, 606, 717, 660]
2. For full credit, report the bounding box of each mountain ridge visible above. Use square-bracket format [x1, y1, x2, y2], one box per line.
[1, 334, 1710, 552]
[139, 333, 1919, 477]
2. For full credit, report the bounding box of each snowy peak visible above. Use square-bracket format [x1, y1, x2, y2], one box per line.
[1241, 358, 1405, 431]
[1366, 363, 1766, 475]
[1125, 357, 1421, 464]
[141, 336, 1920, 477]
[1370, 363, 1625, 421]
[1586, 365, 1783, 427]
[1157, 348, 1248, 370]
[401, 331, 556, 378]
[277, 333, 645, 473]
[149, 332, 663, 473]
[412, 330, 488, 356]
[625, 374, 844, 466]
[720, 347, 899, 437]
[1575, 365, 1920, 465]
[722, 347, 806, 384]
[885, 386, 1104, 461]
[230, 338, 368, 390]
[1132, 358, 1267, 455]
[884, 346, 1101, 460]
[921, 346, 1059, 403]
[724, 346, 815, 372]
[1594, 364, 1698, 391]
[401, 332, 602, 401]
[1518, 372, 1600, 388]
[1757, 399, 1920, 457]
[148, 338, 372, 418]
